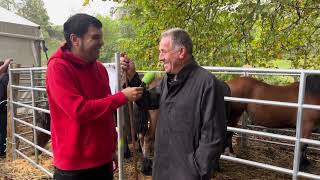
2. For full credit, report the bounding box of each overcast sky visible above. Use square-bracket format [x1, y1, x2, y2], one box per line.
[42, 0, 118, 25]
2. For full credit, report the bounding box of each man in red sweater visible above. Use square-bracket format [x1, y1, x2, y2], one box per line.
[46, 14, 143, 180]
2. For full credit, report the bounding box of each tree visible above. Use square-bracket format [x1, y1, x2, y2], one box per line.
[97, 15, 121, 62]
[0, 0, 17, 11]
[96, 14, 136, 63]
[84, 0, 320, 70]
[1, 0, 63, 63]
[17, 0, 51, 34]
[1, 0, 52, 39]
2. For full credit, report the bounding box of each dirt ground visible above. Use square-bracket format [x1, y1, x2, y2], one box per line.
[0, 152, 52, 180]
[0, 136, 319, 179]
[114, 140, 320, 180]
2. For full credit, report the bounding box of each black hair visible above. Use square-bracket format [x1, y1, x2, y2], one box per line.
[63, 13, 102, 49]
[160, 28, 193, 55]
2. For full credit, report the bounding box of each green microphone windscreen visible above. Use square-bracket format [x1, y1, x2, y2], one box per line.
[141, 72, 156, 86]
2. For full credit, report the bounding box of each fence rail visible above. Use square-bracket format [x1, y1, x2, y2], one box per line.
[8, 62, 320, 180]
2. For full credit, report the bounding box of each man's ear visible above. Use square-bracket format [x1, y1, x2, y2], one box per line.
[70, 34, 79, 47]
[178, 47, 187, 59]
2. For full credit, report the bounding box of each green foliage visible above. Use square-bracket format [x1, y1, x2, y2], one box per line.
[259, 75, 295, 86]
[17, 0, 50, 31]
[94, 0, 320, 71]
[38, 24, 64, 65]
[41, 38, 63, 65]
[48, 25, 64, 40]
[96, 15, 136, 62]
[97, 15, 119, 62]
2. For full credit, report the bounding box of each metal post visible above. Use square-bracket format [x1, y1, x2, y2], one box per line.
[115, 53, 124, 180]
[292, 72, 306, 180]
[30, 69, 38, 162]
[8, 66, 17, 159]
[241, 112, 248, 148]
[240, 71, 249, 148]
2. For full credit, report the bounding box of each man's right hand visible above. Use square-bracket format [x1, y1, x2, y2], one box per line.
[120, 55, 136, 81]
[3, 58, 13, 65]
[0, 58, 13, 74]
[121, 87, 144, 101]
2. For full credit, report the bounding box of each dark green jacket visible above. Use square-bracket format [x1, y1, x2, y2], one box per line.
[130, 59, 227, 180]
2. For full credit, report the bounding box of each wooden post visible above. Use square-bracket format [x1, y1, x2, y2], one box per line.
[8, 63, 21, 158]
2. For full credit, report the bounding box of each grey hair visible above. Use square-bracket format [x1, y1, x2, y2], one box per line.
[160, 28, 193, 55]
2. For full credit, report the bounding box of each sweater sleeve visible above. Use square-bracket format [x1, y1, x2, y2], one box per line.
[46, 61, 127, 124]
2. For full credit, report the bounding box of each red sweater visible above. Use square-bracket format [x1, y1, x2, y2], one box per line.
[46, 45, 127, 170]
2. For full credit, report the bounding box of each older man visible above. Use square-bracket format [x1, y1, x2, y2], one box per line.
[121, 28, 227, 180]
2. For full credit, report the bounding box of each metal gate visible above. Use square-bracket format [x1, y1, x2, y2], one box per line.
[8, 63, 320, 179]
[206, 66, 320, 180]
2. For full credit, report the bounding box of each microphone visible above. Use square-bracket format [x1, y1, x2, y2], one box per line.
[140, 72, 156, 88]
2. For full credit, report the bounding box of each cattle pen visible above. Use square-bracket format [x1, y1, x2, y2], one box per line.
[3, 54, 320, 180]
[206, 66, 320, 180]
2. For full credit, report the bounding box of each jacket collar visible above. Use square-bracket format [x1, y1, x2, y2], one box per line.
[167, 56, 198, 85]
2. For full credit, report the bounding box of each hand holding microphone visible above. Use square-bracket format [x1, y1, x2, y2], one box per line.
[122, 87, 143, 101]
[121, 72, 156, 101]
[3, 58, 13, 65]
